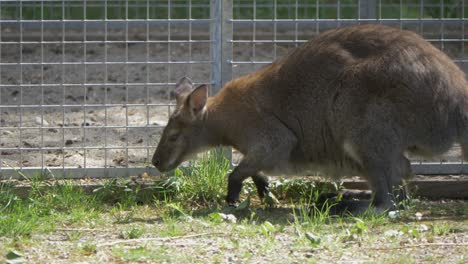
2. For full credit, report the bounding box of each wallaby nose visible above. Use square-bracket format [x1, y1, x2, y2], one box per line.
[152, 156, 160, 168]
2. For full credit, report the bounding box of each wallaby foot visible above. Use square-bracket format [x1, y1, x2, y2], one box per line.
[315, 191, 377, 216]
[226, 186, 241, 206]
[252, 173, 269, 199]
[318, 190, 372, 201]
[226, 163, 258, 206]
[226, 176, 242, 206]
[315, 198, 388, 216]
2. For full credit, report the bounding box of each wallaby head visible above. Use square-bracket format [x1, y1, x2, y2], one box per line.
[152, 77, 209, 172]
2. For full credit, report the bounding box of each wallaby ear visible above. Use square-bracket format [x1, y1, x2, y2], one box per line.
[187, 84, 208, 117]
[174, 77, 193, 104]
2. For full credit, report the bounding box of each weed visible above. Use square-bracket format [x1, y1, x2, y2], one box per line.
[164, 202, 191, 221]
[93, 178, 138, 206]
[110, 204, 135, 224]
[65, 231, 83, 241]
[80, 243, 97, 256]
[259, 221, 276, 238]
[120, 225, 145, 239]
[171, 149, 231, 205]
[269, 178, 340, 202]
[291, 196, 334, 230]
[430, 223, 453, 236]
[0, 182, 20, 219]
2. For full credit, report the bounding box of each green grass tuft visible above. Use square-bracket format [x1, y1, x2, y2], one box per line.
[170, 148, 231, 205]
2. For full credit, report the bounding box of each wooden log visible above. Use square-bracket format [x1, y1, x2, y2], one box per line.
[342, 178, 468, 199]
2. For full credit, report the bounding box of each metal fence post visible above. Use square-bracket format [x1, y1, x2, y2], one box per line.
[211, 0, 233, 161]
[211, 0, 232, 94]
[211, 0, 221, 94]
[359, 0, 376, 20]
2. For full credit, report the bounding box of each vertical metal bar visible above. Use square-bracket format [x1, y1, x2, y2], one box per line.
[273, 0, 277, 60]
[41, 0, 45, 169]
[294, 0, 298, 44]
[125, 0, 130, 172]
[358, 0, 361, 20]
[399, 0, 403, 29]
[83, 0, 87, 171]
[211, 0, 232, 93]
[440, 0, 444, 51]
[167, 0, 171, 116]
[316, 0, 319, 34]
[221, 0, 233, 89]
[378, 0, 382, 23]
[252, 0, 256, 71]
[337, 0, 341, 27]
[0, 0, 2, 171]
[419, 0, 424, 35]
[61, 0, 65, 173]
[461, 1, 465, 170]
[360, 0, 376, 21]
[104, 0, 108, 169]
[462, 0, 465, 62]
[211, 0, 221, 93]
[188, 0, 192, 77]
[19, 0, 23, 170]
[210, 0, 232, 161]
[146, 0, 150, 166]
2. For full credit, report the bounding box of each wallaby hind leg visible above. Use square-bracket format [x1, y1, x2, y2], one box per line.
[335, 120, 409, 215]
[460, 141, 468, 161]
[362, 148, 410, 214]
[314, 155, 409, 215]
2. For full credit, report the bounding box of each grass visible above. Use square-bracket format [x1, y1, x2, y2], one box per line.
[0, 150, 467, 263]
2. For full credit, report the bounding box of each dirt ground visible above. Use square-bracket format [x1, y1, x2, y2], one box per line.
[1, 26, 468, 171]
[0, 198, 467, 263]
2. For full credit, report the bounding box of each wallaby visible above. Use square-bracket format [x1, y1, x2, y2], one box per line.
[152, 24, 468, 214]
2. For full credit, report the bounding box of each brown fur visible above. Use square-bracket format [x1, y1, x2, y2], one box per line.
[152, 24, 468, 214]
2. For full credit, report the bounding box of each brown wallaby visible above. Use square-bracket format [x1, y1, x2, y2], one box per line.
[152, 24, 468, 214]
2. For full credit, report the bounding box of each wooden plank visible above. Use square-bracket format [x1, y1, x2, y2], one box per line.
[342, 178, 468, 199]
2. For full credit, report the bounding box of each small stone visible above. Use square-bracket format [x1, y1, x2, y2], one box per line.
[65, 139, 74, 145]
[218, 213, 237, 223]
[22, 141, 33, 148]
[305, 232, 321, 245]
[35, 116, 49, 126]
[48, 128, 59, 133]
[415, 212, 423, 221]
[388, 210, 400, 219]
[418, 224, 429, 232]
[384, 229, 403, 237]
[2, 130, 13, 135]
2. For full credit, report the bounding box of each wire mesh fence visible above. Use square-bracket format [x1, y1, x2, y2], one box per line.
[0, 0, 467, 179]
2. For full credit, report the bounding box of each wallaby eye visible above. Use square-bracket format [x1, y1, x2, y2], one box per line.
[168, 134, 179, 142]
